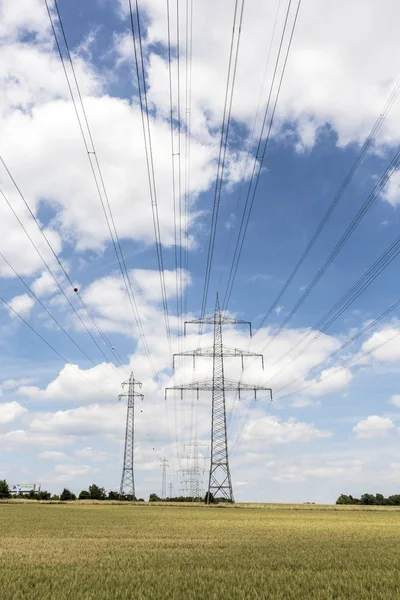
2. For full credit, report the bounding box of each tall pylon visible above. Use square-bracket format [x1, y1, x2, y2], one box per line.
[160, 457, 169, 499]
[119, 373, 143, 500]
[166, 294, 272, 503]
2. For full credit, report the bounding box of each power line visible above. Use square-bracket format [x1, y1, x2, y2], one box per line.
[275, 314, 400, 402]
[218, 0, 282, 293]
[167, 0, 181, 340]
[199, 0, 245, 322]
[44, 0, 159, 380]
[260, 143, 400, 355]
[128, 0, 173, 352]
[0, 250, 117, 371]
[0, 173, 116, 368]
[222, 0, 302, 313]
[274, 296, 400, 398]
[257, 76, 400, 330]
[270, 235, 400, 380]
[0, 295, 117, 400]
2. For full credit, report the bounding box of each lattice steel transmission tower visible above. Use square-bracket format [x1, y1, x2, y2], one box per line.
[119, 373, 143, 500]
[168, 481, 174, 498]
[166, 294, 272, 503]
[160, 457, 169, 499]
[184, 439, 208, 500]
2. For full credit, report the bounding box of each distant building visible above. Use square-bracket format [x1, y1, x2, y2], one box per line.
[9, 483, 41, 495]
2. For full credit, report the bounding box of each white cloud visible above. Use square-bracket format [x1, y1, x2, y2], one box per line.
[291, 398, 320, 408]
[7, 294, 35, 318]
[54, 463, 97, 481]
[38, 450, 68, 461]
[2, 377, 37, 390]
[31, 271, 58, 297]
[75, 447, 108, 462]
[0, 401, 27, 424]
[275, 306, 283, 315]
[359, 324, 400, 364]
[126, 0, 400, 153]
[389, 395, 400, 408]
[29, 403, 127, 436]
[19, 363, 121, 403]
[0, 429, 75, 449]
[381, 170, 400, 207]
[353, 415, 396, 439]
[242, 414, 331, 446]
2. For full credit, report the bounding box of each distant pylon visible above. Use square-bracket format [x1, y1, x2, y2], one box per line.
[160, 457, 169, 499]
[119, 373, 143, 500]
[166, 294, 272, 503]
[168, 481, 174, 498]
[184, 438, 208, 500]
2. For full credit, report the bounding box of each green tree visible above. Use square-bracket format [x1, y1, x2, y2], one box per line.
[60, 488, 76, 501]
[204, 491, 214, 504]
[336, 494, 354, 505]
[37, 491, 51, 500]
[387, 494, 400, 506]
[107, 491, 119, 500]
[88, 484, 106, 500]
[149, 493, 160, 502]
[51, 494, 60, 501]
[78, 490, 90, 500]
[0, 480, 10, 499]
[375, 493, 386, 505]
[360, 493, 376, 505]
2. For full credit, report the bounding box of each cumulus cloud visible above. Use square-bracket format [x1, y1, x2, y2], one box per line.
[31, 271, 58, 297]
[75, 447, 108, 462]
[0, 429, 75, 449]
[359, 324, 400, 364]
[118, 0, 400, 152]
[242, 414, 331, 447]
[7, 294, 35, 318]
[389, 395, 400, 408]
[0, 401, 27, 424]
[38, 450, 68, 461]
[381, 170, 400, 207]
[353, 415, 396, 439]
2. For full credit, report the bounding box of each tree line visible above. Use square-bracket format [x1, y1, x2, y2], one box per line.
[336, 493, 400, 505]
[0, 480, 230, 503]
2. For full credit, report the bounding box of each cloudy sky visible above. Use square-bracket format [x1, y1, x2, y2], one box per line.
[1, 0, 400, 502]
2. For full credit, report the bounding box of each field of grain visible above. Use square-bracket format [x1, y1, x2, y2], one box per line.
[1, 502, 400, 599]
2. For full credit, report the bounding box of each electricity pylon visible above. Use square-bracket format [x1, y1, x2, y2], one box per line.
[119, 373, 143, 500]
[160, 457, 169, 499]
[184, 439, 208, 500]
[166, 294, 272, 503]
[168, 481, 174, 498]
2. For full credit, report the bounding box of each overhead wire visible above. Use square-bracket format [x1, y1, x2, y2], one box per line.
[274, 296, 400, 398]
[0, 173, 120, 371]
[199, 0, 245, 323]
[44, 0, 158, 380]
[0, 295, 118, 400]
[0, 250, 118, 372]
[259, 143, 400, 355]
[167, 0, 181, 342]
[222, 0, 302, 313]
[218, 0, 282, 293]
[127, 0, 173, 354]
[269, 235, 400, 380]
[257, 75, 400, 330]
[275, 317, 400, 402]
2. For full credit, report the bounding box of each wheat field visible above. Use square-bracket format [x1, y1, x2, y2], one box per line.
[1, 502, 400, 599]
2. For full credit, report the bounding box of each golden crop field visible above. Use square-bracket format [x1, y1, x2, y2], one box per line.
[1, 502, 400, 600]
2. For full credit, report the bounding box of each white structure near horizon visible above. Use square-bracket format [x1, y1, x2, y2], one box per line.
[9, 483, 41, 495]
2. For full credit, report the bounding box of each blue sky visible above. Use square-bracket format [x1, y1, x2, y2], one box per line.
[1, 0, 400, 502]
